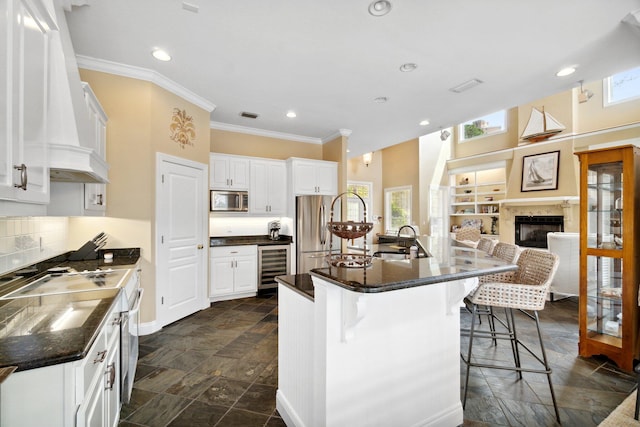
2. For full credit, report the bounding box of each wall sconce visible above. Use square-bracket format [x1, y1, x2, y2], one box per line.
[440, 129, 451, 141]
[363, 152, 373, 167]
[578, 80, 593, 103]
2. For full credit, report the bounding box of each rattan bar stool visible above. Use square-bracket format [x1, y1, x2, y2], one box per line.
[476, 237, 497, 254]
[461, 249, 561, 424]
[468, 242, 521, 335]
[454, 226, 481, 245]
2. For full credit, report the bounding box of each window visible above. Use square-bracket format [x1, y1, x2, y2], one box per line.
[604, 66, 640, 106]
[384, 186, 411, 234]
[458, 110, 507, 142]
[347, 181, 373, 245]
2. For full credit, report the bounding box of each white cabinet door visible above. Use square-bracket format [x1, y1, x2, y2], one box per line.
[316, 162, 338, 195]
[210, 156, 230, 189]
[250, 160, 286, 214]
[250, 161, 270, 213]
[267, 161, 287, 214]
[234, 255, 258, 293]
[210, 256, 235, 296]
[104, 335, 120, 427]
[292, 161, 319, 195]
[210, 155, 250, 190]
[0, 0, 51, 203]
[228, 158, 250, 189]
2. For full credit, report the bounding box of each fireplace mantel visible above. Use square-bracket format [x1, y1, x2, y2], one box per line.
[500, 196, 579, 207]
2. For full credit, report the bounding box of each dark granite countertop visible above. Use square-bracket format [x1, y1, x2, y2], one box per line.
[210, 235, 292, 247]
[0, 288, 121, 371]
[275, 274, 314, 301]
[278, 241, 517, 297]
[0, 248, 140, 372]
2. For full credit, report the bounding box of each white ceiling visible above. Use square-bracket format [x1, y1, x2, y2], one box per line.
[64, 0, 640, 157]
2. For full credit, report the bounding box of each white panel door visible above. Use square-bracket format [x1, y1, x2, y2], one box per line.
[157, 154, 207, 327]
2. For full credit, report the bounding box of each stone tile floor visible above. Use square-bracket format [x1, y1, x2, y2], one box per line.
[119, 293, 636, 426]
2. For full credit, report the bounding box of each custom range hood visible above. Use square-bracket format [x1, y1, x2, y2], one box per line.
[46, 0, 108, 183]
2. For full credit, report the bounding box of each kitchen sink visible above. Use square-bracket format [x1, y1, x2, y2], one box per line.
[372, 251, 428, 260]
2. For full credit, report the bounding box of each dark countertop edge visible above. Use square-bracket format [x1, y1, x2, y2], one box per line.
[1, 288, 123, 372]
[309, 264, 518, 293]
[275, 274, 314, 301]
[210, 235, 292, 247]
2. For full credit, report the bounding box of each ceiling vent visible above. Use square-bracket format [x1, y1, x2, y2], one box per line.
[240, 111, 259, 119]
[449, 78, 483, 93]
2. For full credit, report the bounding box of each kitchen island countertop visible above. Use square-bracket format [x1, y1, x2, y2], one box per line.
[277, 240, 516, 297]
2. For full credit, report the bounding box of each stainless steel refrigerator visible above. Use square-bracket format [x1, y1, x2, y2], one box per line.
[296, 195, 340, 274]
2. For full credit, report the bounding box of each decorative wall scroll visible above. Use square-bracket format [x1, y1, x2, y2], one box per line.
[170, 108, 196, 148]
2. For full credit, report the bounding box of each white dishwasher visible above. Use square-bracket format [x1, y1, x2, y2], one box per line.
[257, 245, 290, 291]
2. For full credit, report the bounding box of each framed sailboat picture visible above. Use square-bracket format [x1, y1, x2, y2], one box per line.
[521, 150, 560, 192]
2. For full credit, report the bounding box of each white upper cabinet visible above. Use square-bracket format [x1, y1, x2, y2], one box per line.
[0, 0, 54, 205]
[250, 159, 286, 215]
[210, 154, 250, 190]
[288, 158, 338, 195]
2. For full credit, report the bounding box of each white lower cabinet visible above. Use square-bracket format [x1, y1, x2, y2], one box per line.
[210, 245, 257, 301]
[0, 296, 122, 427]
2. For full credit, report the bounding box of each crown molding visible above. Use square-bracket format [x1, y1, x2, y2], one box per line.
[210, 121, 328, 144]
[76, 55, 216, 112]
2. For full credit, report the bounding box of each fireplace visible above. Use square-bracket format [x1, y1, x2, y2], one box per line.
[515, 216, 564, 248]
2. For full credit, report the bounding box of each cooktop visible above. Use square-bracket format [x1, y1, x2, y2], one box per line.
[1, 268, 129, 299]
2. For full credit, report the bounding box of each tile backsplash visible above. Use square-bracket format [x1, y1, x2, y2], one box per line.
[0, 217, 69, 274]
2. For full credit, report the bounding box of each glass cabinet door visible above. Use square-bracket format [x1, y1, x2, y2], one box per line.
[586, 162, 623, 250]
[586, 255, 623, 342]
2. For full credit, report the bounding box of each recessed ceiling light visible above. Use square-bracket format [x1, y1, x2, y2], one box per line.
[152, 49, 171, 61]
[399, 63, 417, 72]
[286, 111, 297, 118]
[368, 0, 392, 16]
[419, 120, 430, 126]
[556, 67, 576, 77]
[373, 96, 388, 103]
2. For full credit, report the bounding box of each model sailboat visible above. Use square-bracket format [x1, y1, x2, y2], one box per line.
[520, 107, 565, 142]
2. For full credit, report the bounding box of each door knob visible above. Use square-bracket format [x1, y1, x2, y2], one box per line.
[197, 244, 204, 249]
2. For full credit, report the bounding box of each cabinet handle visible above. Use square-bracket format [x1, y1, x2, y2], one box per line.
[226, 178, 229, 186]
[97, 194, 103, 205]
[13, 164, 27, 190]
[94, 350, 107, 364]
[230, 179, 233, 186]
[111, 315, 122, 326]
[105, 362, 116, 390]
[230, 251, 238, 254]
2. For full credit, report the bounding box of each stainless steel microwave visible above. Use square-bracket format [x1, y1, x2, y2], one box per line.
[210, 190, 248, 212]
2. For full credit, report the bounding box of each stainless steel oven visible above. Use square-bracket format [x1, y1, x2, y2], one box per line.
[120, 270, 142, 404]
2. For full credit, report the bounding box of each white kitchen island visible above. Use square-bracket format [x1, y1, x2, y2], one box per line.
[276, 242, 516, 427]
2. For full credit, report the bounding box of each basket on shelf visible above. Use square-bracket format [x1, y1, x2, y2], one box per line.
[326, 192, 373, 268]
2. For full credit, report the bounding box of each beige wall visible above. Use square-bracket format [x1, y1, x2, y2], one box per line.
[382, 138, 420, 229]
[347, 151, 384, 238]
[574, 80, 640, 133]
[322, 135, 348, 198]
[210, 129, 323, 160]
[78, 69, 211, 324]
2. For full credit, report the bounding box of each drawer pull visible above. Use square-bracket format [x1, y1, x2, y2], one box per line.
[105, 363, 116, 390]
[94, 350, 107, 364]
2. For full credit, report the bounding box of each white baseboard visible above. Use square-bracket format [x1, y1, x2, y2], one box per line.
[138, 320, 162, 336]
